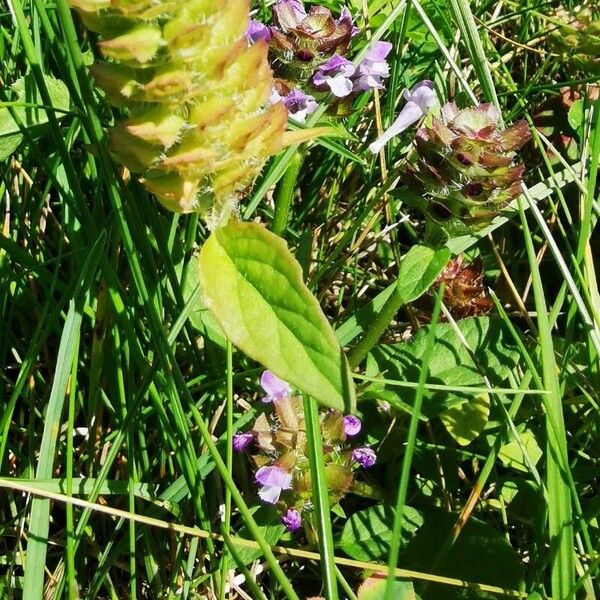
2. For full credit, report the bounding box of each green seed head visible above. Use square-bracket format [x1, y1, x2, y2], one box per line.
[70, 0, 291, 226]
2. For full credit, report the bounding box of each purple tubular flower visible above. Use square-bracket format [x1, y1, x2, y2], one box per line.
[369, 80, 438, 154]
[338, 7, 360, 37]
[255, 465, 293, 504]
[312, 55, 356, 97]
[260, 370, 292, 403]
[246, 19, 271, 44]
[281, 508, 302, 532]
[282, 89, 318, 123]
[273, 0, 307, 31]
[352, 447, 377, 468]
[353, 41, 392, 91]
[343, 415, 362, 437]
[232, 432, 254, 452]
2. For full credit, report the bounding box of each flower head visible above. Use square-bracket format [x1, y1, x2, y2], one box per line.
[281, 507, 302, 532]
[369, 80, 438, 154]
[353, 41, 392, 91]
[343, 415, 362, 437]
[246, 19, 271, 44]
[260, 370, 292, 403]
[352, 446, 376, 468]
[312, 55, 356, 97]
[232, 432, 254, 452]
[255, 465, 293, 504]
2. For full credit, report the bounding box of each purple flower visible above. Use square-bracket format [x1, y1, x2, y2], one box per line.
[369, 80, 438, 154]
[281, 507, 302, 532]
[246, 19, 271, 44]
[343, 415, 362, 437]
[260, 370, 292, 403]
[255, 465, 293, 504]
[338, 7, 360, 37]
[353, 41, 392, 92]
[232, 432, 254, 452]
[352, 446, 377, 468]
[278, 88, 318, 123]
[273, 0, 307, 31]
[312, 55, 356, 98]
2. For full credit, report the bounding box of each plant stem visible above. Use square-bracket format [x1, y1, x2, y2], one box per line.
[272, 152, 303, 237]
[348, 284, 403, 368]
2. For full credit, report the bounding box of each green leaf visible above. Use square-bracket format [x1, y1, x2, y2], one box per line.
[338, 504, 423, 561]
[199, 222, 355, 412]
[396, 245, 451, 305]
[0, 72, 70, 160]
[182, 254, 227, 347]
[499, 429, 543, 473]
[567, 99, 584, 131]
[357, 577, 418, 600]
[439, 392, 490, 446]
[403, 510, 525, 600]
[369, 317, 519, 444]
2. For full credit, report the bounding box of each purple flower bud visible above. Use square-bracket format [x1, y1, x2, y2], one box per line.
[260, 370, 292, 403]
[312, 55, 356, 98]
[232, 432, 254, 452]
[352, 446, 376, 468]
[255, 465, 293, 504]
[281, 507, 302, 532]
[273, 0, 307, 31]
[369, 80, 438, 154]
[246, 19, 271, 44]
[338, 7, 360, 37]
[353, 41, 392, 92]
[343, 415, 362, 437]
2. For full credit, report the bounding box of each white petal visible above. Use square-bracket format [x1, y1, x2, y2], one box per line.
[258, 485, 281, 504]
[369, 101, 425, 154]
[328, 75, 353, 98]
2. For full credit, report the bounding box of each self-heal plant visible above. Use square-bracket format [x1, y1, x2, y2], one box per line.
[235, 372, 372, 533]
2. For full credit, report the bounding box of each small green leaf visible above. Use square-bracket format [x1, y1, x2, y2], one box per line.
[0, 73, 70, 160]
[439, 392, 490, 446]
[357, 577, 418, 600]
[338, 504, 423, 561]
[567, 99, 584, 131]
[199, 222, 355, 412]
[396, 245, 451, 304]
[499, 430, 543, 473]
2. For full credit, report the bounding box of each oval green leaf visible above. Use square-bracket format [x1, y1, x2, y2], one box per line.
[198, 222, 355, 412]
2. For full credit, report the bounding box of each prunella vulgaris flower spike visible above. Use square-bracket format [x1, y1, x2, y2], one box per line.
[67, 0, 323, 227]
[405, 102, 531, 230]
[369, 80, 438, 154]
